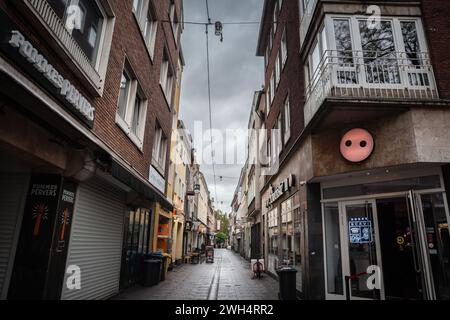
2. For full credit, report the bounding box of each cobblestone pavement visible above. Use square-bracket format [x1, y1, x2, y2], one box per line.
[113, 249, 279, 300]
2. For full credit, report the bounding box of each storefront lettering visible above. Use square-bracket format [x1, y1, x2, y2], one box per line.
[8, 30, 95, 122]
[266, 175, 294, 208]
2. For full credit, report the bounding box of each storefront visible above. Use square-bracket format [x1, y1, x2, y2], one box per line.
[320, 166, 450, 300]
[152, 203, 173, 254]
[120, 208, 152, 290]
[0, 6, 173, 299]
[171, 212, 185, 264]
[264, 171, 303, 293]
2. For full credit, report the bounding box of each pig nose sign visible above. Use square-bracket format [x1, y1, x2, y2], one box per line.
[340, 128, 374, 162]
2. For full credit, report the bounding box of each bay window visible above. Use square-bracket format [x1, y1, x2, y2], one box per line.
[305, 15, 433, 90]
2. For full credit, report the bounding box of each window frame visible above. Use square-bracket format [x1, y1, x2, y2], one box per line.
[160, 48, 175, 109]
[152, 123, 168, 175]
[283, 95, 291, 145]
[325, 15, 430, 89]
[168, 0, 180, 46]
[115, 59, 148, 150]
[281, 27, 288, 68]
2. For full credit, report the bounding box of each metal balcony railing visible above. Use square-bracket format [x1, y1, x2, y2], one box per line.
[304, 50, 439, 126]
[25, 0, 102, 91]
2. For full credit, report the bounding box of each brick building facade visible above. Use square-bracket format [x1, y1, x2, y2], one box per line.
[0, 0, 183, 300]
[254, 0, 450, 300]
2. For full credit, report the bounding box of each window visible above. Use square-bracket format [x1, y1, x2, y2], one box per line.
[270, 72, 275, 104]
[131, 94, 144, 136]
[401, 21, 421, 66]
[169, 0, 179, 44]
[324, 203, 343, 295]
[143, 4, 158, 58]
[305, 24, 329, 87]
[160, 50, 174, 107]
[283, 96, 291, 144]
[153, 124, 168, 173]
[48, 0, 104, 65]
[132, 0, 142, 15]
[277, 114, 283, 155]
[118, 72, 131, 120]
[265, 44, 270, 69]
[358, 19, 400, 84]
[333, 19, 354, 66]
[311, 41, 321, 78]
[273, 2, 278, 29]
[275, 51, 281, 87]
[116, 61, 148, 149]
[281, 28, 288, 67]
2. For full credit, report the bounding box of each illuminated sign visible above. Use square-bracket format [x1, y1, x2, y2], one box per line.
[340, 128, 374, 163]
[348, 217, 373, 244]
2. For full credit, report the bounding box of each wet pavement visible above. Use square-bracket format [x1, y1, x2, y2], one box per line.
[113, 249, 279, 300]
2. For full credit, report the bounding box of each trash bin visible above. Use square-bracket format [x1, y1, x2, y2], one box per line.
[147, 253, 167, 282]
[141, 259, 161, 287]
[206, 246, 214, 263]
[276, 266, 297, 300]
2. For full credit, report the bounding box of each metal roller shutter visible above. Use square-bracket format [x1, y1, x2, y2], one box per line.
[0, 173, 29, 299]
[61, 176, 126, 300]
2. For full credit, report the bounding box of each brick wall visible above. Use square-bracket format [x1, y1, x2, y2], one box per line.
[0, 0, 183, 181]
[421, 0, 450, 99]
[264, 0, 304, 161]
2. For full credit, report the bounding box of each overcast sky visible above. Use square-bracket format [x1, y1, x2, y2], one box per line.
[179, 0, 264, 214]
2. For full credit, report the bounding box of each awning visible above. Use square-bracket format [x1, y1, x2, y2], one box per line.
[111, 158, 173, 212]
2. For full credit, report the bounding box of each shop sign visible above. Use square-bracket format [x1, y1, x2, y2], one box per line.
[149, 165, 166, 194]
[266, 174, 294, 208]
[0, 10, 95, 127]
[348, 217, 373, 244]
[340, 128, 374, 163]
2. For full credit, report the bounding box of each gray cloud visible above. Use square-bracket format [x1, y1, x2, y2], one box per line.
[180, 0, 264, 213]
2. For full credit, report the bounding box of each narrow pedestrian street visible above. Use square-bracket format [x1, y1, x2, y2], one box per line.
[113, 249, 278, 300]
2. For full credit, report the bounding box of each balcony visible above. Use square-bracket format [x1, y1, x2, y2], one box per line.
[304, 50, 439, 126]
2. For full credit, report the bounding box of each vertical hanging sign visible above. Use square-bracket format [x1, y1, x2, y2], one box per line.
[45, 179, 78, 299]
[8, 174, 62, 300]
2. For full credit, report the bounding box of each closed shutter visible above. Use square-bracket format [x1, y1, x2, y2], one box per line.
[0, 173, 29, 299]
[61, 177, 126, 300]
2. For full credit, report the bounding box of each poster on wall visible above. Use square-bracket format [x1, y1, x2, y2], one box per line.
[348, 217, 373, 244]
[45, 179, 78, 299]
[8, 174, 62, 299]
